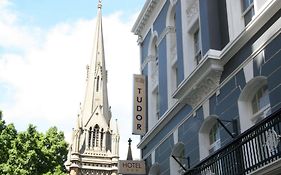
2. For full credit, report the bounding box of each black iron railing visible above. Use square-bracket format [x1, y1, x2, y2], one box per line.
[185, 109, 281, 175]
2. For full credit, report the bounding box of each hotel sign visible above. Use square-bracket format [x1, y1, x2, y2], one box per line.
[118, 160, 146, 174]
[132, 74, 146, 135]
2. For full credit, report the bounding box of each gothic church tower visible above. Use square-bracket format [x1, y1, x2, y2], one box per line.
[65, 1, 120, 174]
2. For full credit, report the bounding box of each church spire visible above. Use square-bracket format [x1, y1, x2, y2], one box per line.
[81, 0, 111, 126]
[65, 1, 119, 174]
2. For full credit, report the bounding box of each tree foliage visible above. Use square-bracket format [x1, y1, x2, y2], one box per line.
[0, 114, 68, 175]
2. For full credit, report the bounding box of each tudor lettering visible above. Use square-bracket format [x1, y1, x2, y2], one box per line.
[133, 74, 146, 135]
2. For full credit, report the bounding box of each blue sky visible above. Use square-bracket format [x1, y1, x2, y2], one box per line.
[9, 0, 144, 27]
[0, 0, 145, 160]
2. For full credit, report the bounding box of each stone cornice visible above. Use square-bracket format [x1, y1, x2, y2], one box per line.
[173, 50, 223, 109]
[132, 0, 159, 36]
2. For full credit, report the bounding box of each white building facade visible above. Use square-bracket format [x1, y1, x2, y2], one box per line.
[132, 0, 281, 174]
[65, 1, 120, 175]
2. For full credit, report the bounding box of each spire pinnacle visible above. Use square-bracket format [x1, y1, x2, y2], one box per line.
[98, 0, 102, 9]
[126, 138, 133, 160]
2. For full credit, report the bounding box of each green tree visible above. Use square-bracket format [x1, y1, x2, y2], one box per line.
[0, 114, 68, 175]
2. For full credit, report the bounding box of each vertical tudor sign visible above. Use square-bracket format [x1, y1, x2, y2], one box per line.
[133, 74, 146, 135]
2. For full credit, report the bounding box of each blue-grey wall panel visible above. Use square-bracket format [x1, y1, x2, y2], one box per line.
[152, 1, 170, 118]
[221, 9, 280, 82]
[217, 0, 229, 48]
[217, 77, 236, 102]
[145, 155, 152, 174]
[269, 85, 281, 113]
[153, 1, 169, 36]
[199, 0, 229, 55]
[199, 0, 210, 55]
[219, 104, 239, 122]
[155, 135, 174, 175]
[221, 42, 252, 82]
[178, 107, 203, 167]
[175, 0, 184, 84]
[253, 51, 264, 77]
[142, 105, 192, 157]
[216, 88, 240, 116]
[266, 57, 281, 89]
[262, 49, 281, 78]
[141, 30, 151, 64]
[236, 69, 246, 91]
[264, 32, 281, 62]
[158, 38, 168, 117]
[209, 94, 217, 115]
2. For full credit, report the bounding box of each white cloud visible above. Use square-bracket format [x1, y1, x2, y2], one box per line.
[0, 5, 141, 160]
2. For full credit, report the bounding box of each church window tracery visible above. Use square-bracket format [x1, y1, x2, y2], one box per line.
[94, 124, 100, 147]
[88, 127, 92, 148]
[100, 128, 104, 148]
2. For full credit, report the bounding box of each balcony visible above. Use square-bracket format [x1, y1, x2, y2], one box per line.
[184, 108, 281, 175]
[173, 50, 223, 109]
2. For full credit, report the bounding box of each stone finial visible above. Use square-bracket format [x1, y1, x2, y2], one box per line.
[98, 0, 102, 9]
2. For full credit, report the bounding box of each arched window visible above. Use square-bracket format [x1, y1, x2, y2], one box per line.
[147, 32, 160, 130]
[166, 1, 178, 107]
[94, 125, 100, 147]
[199, 115, 221, 160]
[88, 127, 92, 148]
[238, 76, 271, 132]
[100, 128, 104, 148]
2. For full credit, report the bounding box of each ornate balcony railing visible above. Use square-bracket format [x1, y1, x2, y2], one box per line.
[184, 109, 281, 175]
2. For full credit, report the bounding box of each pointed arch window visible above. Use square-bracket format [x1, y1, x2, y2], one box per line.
[94, 124, 100, 147]
[100, 128, 104, 148]
[88, 127, 92, 148]
[96, 76, 100, 92]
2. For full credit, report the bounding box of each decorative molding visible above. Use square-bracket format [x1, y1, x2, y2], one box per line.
[157, 26, 176, 45]
[170, 0, 177, 6]
[183, 70, 222, 108]
[141, 55, 155, 70]
[186, 0, 199, 23]
[132, 0, 159, 36]
[173, 50, 223, 109]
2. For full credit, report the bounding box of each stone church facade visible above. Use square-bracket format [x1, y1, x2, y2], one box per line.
[65, 1, 120, 175]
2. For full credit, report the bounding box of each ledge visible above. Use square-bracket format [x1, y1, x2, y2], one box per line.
[173, 50, 223, 109]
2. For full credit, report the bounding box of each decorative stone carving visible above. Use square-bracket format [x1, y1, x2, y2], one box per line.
[186, 0, 199, 23]
[265, 129, 281, 153]
[141, 55, 155, 70]
[173, 50, 223, 109]
[157, 26, 175, 45]
[183, 70, 222, 108]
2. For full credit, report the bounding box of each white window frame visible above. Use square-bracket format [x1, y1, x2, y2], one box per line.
[193, 28, 202, 65]
[238, 76, 271, 132]
[241, 0, 255, 26]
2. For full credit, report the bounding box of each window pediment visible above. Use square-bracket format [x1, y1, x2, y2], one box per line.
[173, 50, 223, 109]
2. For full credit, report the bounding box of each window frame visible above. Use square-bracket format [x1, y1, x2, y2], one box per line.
[241, 0, 255, 26]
